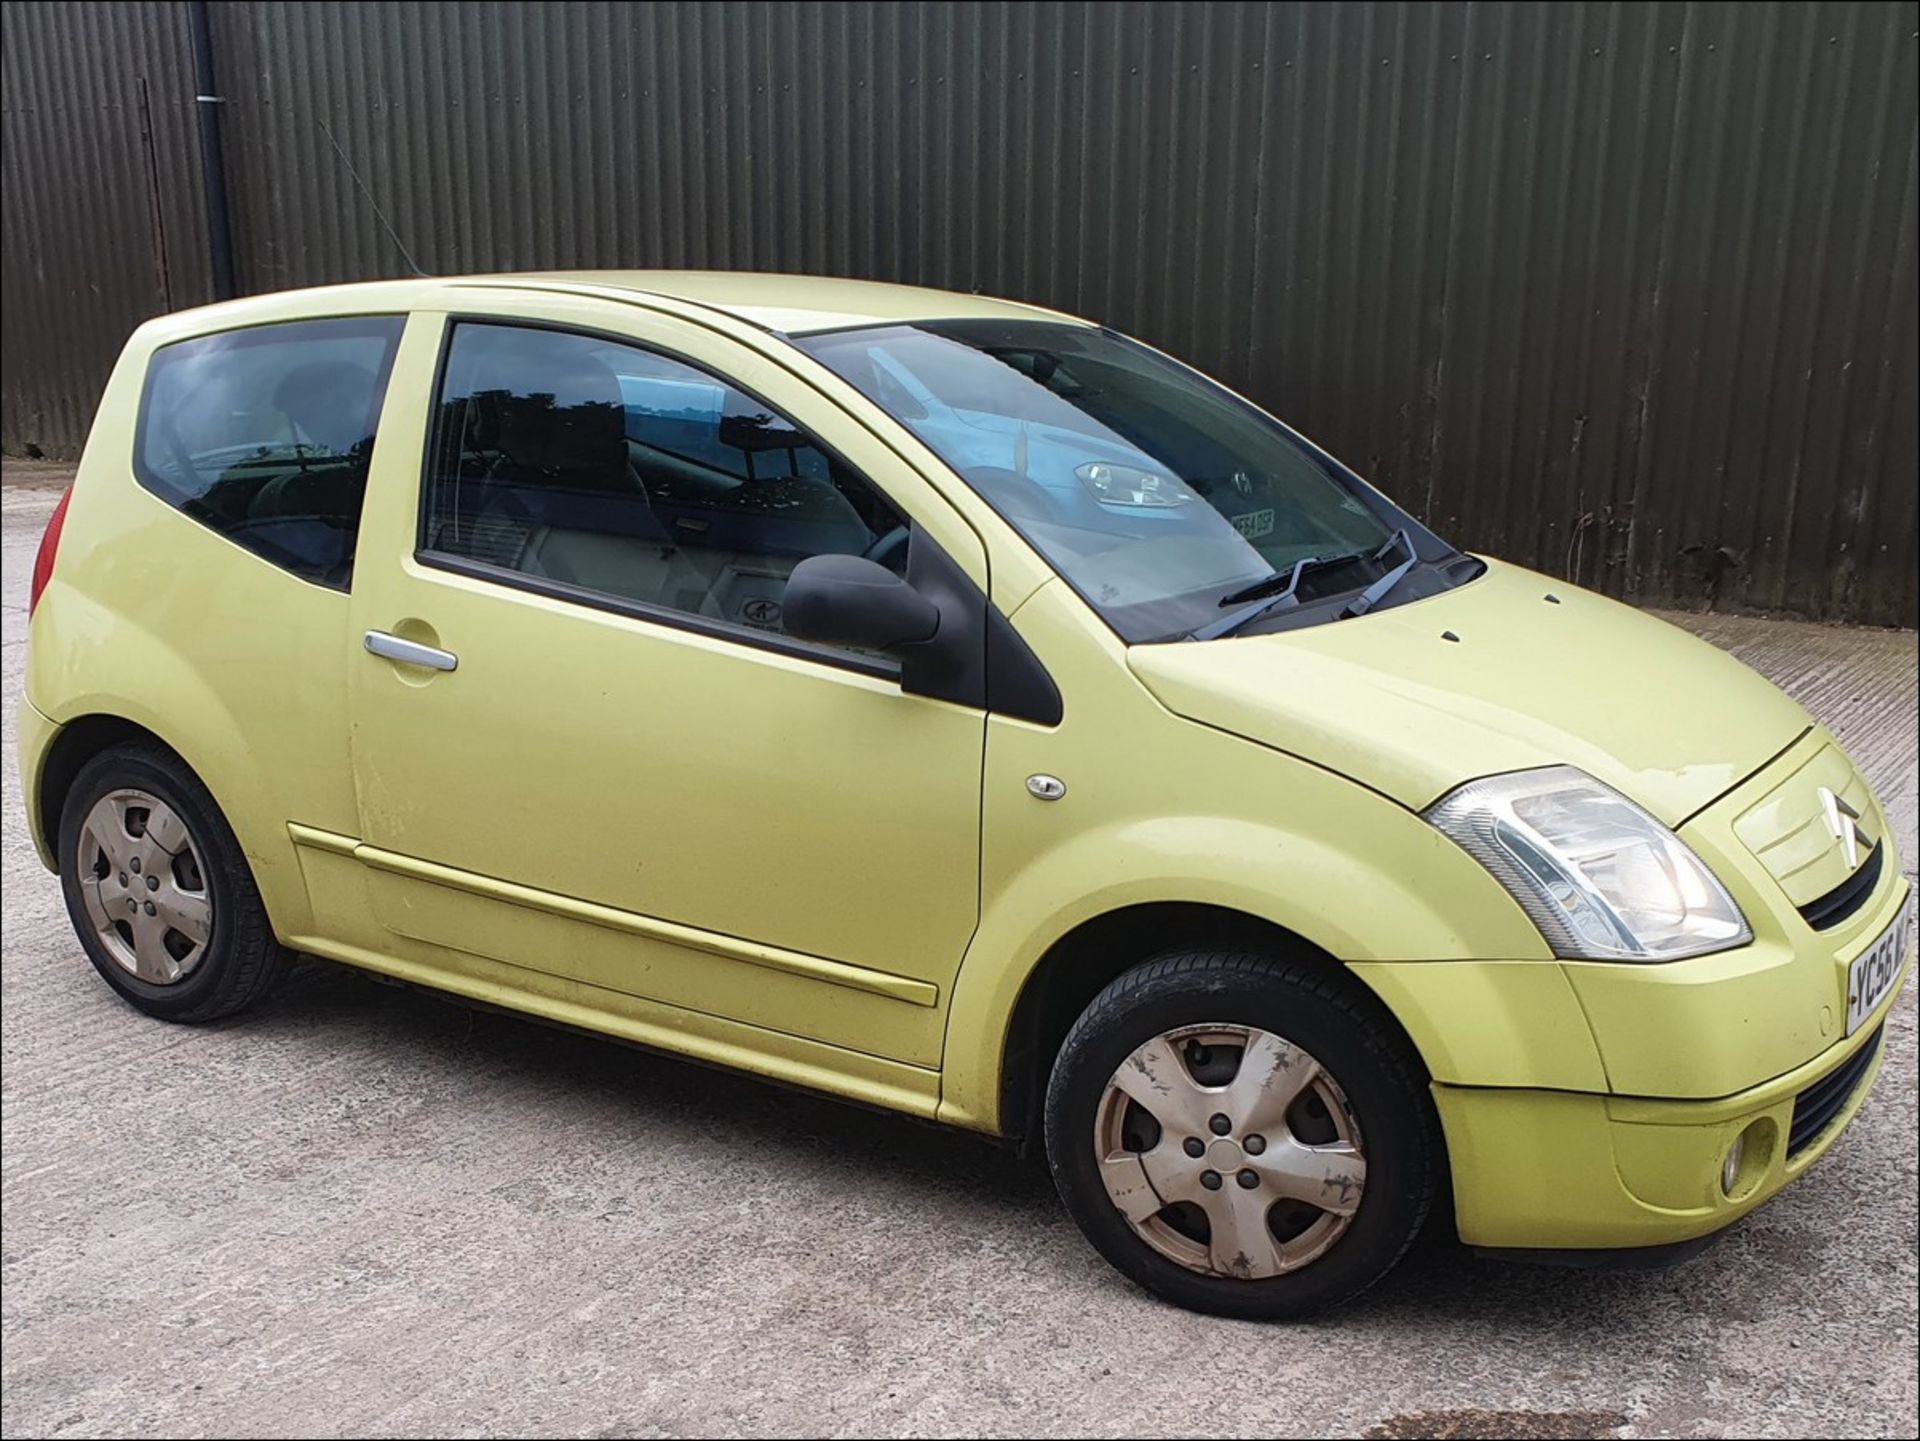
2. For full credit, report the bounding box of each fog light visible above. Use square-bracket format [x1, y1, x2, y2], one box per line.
[1720, 1118, 1775, 1200]
[1721, 1134, 1746, 1196]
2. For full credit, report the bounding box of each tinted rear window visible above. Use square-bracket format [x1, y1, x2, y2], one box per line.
[135, 316, 404, 589]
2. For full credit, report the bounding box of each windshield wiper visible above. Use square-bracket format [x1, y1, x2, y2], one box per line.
[1340, 529, 1418, 618]
[1188, 548, 1372, 642]
[1188, 529, 1420, 641]
[1214, 551, 1366, 608]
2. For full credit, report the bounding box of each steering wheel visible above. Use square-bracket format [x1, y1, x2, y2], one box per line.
[863, 523, 911, 573]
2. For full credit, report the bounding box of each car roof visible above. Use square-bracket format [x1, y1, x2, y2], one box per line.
[132, 272, 1092, 357]
[513, 270, 1083, 334]
[143, 270, 1084, 340]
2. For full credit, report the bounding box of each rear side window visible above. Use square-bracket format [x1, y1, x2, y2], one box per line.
[135, 316, 404, 589]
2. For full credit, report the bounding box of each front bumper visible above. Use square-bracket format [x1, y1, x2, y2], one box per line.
[1434, 966, 1903, 1249]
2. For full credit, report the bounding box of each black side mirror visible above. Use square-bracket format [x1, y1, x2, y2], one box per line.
[783, 554, 940, 652]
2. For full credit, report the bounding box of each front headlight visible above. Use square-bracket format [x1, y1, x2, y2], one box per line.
[1424, 766, 1751, 961]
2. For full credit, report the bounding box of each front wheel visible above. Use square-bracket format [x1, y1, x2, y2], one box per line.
[1044, 951, 1440, 1319]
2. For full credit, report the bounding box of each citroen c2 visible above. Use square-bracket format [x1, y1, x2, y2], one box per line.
[19, 273, 1913, 1318]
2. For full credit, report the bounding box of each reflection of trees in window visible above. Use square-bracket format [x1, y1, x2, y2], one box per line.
[449, 388, 627, 487]
[719, 409, 811, 479]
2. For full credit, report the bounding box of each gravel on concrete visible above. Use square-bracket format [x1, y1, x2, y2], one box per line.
[3, 466, 1915, 1439]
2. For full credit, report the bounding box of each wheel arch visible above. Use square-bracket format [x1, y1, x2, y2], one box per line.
[32, 703, 321, 963]
[987, 901, 1431, 1152]
[34, 713, 191, 874]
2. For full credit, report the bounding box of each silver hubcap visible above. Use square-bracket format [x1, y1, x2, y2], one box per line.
[1094, 1024, 1367, 1280]
[75, 789, 213, 985]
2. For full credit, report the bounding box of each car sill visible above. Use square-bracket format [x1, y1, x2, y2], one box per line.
[286, 823, 939, 1007]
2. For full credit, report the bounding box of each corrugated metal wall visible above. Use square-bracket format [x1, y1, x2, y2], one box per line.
[4, 2, 1915, 624]
[1, 1, 210, 454]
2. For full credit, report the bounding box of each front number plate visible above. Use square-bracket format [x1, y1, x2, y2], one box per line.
[1847, 888, 1916, 1036]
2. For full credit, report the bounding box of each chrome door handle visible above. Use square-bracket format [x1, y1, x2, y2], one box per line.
[364, 630, 458, 672]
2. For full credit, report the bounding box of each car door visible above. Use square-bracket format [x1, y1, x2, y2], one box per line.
[344, 301, 989, 1069]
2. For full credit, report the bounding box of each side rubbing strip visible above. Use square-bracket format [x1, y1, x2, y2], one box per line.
[286, 823, 937, 1006]
[288, 821, 358, 856]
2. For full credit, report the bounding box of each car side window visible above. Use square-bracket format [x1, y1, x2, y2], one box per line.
[421, 322, 911, 645]
[134, 316, 404, 589]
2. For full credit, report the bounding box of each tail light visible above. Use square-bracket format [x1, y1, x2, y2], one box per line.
[28, 486, 73, 617]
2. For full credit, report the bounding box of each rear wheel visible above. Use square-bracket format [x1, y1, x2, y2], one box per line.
[58, 743, 289, 1023]
[1044, 950, 1440, 1319]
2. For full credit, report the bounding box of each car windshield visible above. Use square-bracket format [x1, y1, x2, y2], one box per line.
[795, 320, 1455, 641]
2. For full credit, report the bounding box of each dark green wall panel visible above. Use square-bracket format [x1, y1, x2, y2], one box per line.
[5, 2, 1914, 622]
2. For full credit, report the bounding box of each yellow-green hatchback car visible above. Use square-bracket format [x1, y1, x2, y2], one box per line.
[19, 272, 1913, 1318]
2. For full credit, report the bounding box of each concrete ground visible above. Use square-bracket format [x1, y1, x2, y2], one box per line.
[2, 464, 1915, 1440]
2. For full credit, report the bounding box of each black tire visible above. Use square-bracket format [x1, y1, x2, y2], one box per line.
[1044, 950, 1441, 1319]
[57, 741, 289, 1023]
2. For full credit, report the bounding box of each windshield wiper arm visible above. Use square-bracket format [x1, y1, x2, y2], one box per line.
[1214, 550, 1364, 608]
[1189, 530, 1419, 641]
[1340, 528, 1418, 618]
[1189, 550, 1367, 641]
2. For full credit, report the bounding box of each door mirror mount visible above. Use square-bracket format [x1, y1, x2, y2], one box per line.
[783, 554, 940, 652]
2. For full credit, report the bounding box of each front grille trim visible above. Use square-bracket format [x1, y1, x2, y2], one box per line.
[1798, 843, 1884, 930]
[1787, 1025, 1883, 1157]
